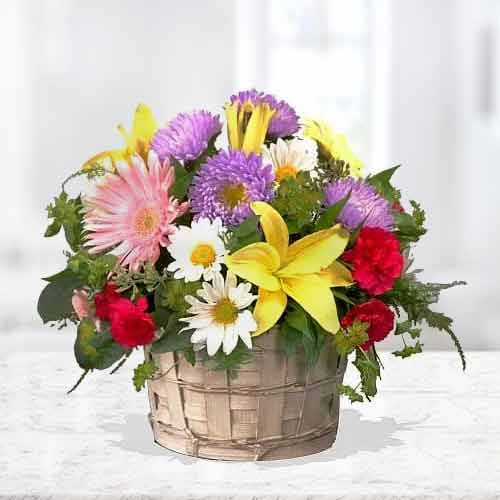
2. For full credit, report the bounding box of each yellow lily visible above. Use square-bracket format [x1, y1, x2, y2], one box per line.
[303, 119, 364, 178]
[225, 202, 352, 336]
[225, 100, 275, 154]
[82, 103, 157, 171]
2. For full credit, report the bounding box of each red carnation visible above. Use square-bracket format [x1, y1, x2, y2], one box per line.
[94, 282, 121, 321]
[108, 296, 155, 348]
[343, 227, 403, 296]
[341, 299, 395, 350]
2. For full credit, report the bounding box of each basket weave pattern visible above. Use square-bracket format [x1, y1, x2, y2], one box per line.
[146, 328, 347, 461]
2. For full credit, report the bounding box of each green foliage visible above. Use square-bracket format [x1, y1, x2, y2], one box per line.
[67, 252, 118, 291]
[394, 200, 427, 245]
[154, 279, 200, 314]
[279, 305, 326, 366]
[114, 262, 165, 298]
[367, 165, 401, 203]
[150, 312, 193, 354]
[271, 173, 322, 234]
[314, 191, 351, 231]
[74, 319, 128, 371]
[338, 384, 364, 403]
[384, 272, 466, 369]
[315, 157, 351, 184]
[170, 159, 195, 200]
[133, 360, 158, 391]
[38, 270, 83, 324]
[205, 341, 253, 372]
[353, 349, 380, 399]
[393, 341, 423, 359]
[395, 320, 422, 339]
[45, 192, 85, 252]
[424, 310, 465, 370]
[333, 320, 369, 356]
[225, 215, 262, 252]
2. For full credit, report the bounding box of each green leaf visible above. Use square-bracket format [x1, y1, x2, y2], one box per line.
[424, 310, 466, 370]
[171, 160, 195, 200]
[133, 360, 158, 391]
[394, 201, 427, 245]
[332, 289, 355, 305]
[338, 384, 364, 403]
[285, 307, 309, 333]
[395, 320, 421, 339]
[226, 215, 263, 252]
[279, 322, 303, 357]
[333, 320, 369, 357]
[150, 313, 193, 353]
[38, 271, 83, 323]
[74, 319, 128, 370]
[315, 191, 351, 230]
[393, 341, 423, 359]
[353, 349, 380, 398]
[206, 341, 253, 372]
[45, 192, 85, 252]
[154, 279, 200, 314]
[367, 165, 401, 203]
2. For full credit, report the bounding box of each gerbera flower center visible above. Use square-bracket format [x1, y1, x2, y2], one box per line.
[133, 207, 160, 237]
[190, 243, 217, 267]
[275, 163, 298, 182]
[220, 183, 247, 208]
[212, 298, 239, 325]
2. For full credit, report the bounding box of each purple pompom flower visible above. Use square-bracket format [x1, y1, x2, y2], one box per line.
[189, 149, 275, 227]
[151, 110, 222, 162]
[229, 89, 299, 138]
[324, 177, 394, 231]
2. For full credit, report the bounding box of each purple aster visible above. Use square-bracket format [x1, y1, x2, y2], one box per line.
[189, 149, 274, 227]
[324, 177, 394, 231]
[151, 110, 222, 162]
[230, 89, 299, 138]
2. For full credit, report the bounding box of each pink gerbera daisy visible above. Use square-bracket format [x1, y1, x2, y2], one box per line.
[84, 151, 188, 269]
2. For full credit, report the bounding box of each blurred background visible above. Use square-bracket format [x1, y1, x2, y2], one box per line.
[1, 0, 498, 349]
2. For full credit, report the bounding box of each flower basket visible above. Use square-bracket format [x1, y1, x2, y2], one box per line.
[38, 89, 465, 463]
[146, 327, 347, 461]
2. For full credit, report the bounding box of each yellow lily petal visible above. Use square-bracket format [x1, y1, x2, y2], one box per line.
[124, 103, 157, 158]
[281, 275, 340, 334]
[317, 261, 353, 287]
[251, 201, 289, 263]
[303, 118, 364, 178]
[242, 103, 275, 154]
[225, 242, 281, 291]
[82, 149, 126, 172]
[225, 101, 241, 150]
[252, 288, 288, 336]
[278, 224, 349, 277]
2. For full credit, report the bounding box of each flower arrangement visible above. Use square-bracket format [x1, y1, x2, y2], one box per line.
[38, 89, 465, 402]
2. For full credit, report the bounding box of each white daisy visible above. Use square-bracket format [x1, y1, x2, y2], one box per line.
[167, 218, 226, 282]
[262, 137, 318, 182]
[180, 272, 257, 356]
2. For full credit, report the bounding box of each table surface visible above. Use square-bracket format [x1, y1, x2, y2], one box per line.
[1, 331, 499, 500]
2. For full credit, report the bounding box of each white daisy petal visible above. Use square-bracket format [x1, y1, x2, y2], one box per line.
[223, 325, 239, 355]
[206, 325, 225, 356]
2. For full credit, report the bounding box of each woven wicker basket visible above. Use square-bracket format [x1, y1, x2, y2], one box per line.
[145, 327, 347, 461]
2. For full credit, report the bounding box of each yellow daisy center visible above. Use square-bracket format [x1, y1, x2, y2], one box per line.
[190, 243, 217, 267]
[275, 164, 299, 182]
[221, 183, 247, 208]
[212, 298, 238, 325]
[133, 207, 160, 237]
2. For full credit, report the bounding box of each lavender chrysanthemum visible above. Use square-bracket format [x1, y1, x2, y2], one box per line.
[324, 177, 394, 231]
[189, 149, 274, 227]
[151, 110, 222, 162]
[230, 89, 299, 138]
